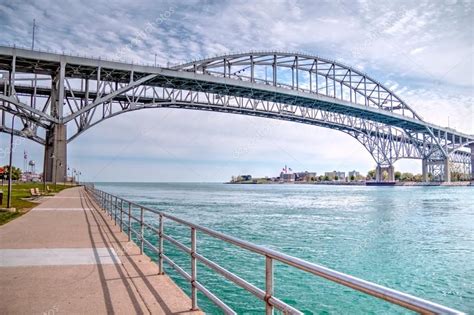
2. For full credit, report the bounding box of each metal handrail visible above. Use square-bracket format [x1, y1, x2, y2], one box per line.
[84, 185, 464, 315]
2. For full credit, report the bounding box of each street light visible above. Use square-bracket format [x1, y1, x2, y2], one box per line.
[7, 113, 34, 209]
[50, 153, 62, 189]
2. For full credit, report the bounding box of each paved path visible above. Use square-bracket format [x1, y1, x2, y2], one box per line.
[0, 186, 202, 314]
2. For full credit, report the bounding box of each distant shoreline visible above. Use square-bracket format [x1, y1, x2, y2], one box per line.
[226, 181, 472, 186]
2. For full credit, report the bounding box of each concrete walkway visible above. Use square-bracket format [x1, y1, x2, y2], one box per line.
[0, 186, 202, 314]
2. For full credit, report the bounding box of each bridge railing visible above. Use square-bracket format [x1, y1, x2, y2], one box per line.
[84, 185, 464, 315]
[203, 69, 333, 98]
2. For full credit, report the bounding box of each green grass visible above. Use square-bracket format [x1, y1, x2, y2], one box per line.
[0, 182, 75, 226]
[0, 211, 23, 225]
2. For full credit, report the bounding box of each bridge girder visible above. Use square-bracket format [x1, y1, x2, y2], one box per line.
[0, 46, 472, 182]
[172, 51, 424, 121]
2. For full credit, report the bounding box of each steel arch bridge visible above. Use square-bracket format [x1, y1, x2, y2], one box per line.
[0, 46, 472, 182]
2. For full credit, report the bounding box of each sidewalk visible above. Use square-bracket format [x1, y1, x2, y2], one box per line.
[0, 186, 202, 314]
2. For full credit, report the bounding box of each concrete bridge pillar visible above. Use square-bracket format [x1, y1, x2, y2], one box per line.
[422, 158, 429, 182]
[444, 158, 451, 183]
[375, 165, 395, 182]
[43, 61, 67, 183]
[43, 124, 67, 183]
[375, 165, 382, 182]
[422, 157, 451, 182]
[470, 144, 474, 181]
[387, 165, 394, 182]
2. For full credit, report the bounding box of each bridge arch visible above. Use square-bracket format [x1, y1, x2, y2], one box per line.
[0, 46, 471, 182]
[172, 51, 423, 120]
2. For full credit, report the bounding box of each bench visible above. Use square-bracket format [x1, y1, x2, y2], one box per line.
[30, 188, 40, 197]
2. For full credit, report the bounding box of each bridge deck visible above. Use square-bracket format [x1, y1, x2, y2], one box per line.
[0, 186, 202, 314]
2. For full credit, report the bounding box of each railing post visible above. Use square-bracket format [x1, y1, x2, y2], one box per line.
[158, 214, 164, 275]
[128, 203, 132, 241]
[191, 227, 198, 310]
[265, 256, 274, 315]
[114, 196, 118, 225]
[140, 207, 144, 254]
[108, 194, 111, 216]
[120, 199, 123, 232]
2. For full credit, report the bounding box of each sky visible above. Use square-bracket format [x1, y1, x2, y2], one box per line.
[0, 0, 473, 182]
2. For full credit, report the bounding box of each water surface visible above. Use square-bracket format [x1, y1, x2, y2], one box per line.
[95, 183, 474, 314]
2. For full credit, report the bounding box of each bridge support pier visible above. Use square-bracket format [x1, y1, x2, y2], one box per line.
[422, 157, 451, 182]
[470, 144, 474, 182]
[43, 61, 67, 183]
[43, 124, 67, 183]
[375, 165, 394, 182]
[443, 158, 451, 183]
[422, 158, 429, 182]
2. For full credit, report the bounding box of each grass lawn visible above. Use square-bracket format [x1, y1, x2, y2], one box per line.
[0, 182, 75, 226]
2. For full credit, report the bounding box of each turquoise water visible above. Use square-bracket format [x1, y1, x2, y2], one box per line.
[95, 183, 474, 314]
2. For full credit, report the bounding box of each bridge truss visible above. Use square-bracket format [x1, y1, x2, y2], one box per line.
[0, 47, 472, 182]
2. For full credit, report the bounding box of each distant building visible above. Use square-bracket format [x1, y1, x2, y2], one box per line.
[294, 171, 317, 182]
[324, 171, 345, 181]
[240, 175, 252, 181]
[348, 170, 360, 180]
[21, 171, 41, 182]
[280, 172, 295, 182]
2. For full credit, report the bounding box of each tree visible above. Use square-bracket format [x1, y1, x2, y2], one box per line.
[400, 172, 414, 181]
[334, 175, 339, 181]
[318, 175, 324, 181]
[324, 175, 329, 181]
[350, 175, 355, 181]
[450, 171, 467, 182]
[413, 174, 423, 182]
[2, 165, 22, 180]
[367, 169, 376, 180]
[394, 171, 401, 181]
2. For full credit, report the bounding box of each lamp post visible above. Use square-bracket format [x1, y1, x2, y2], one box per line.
[50, 154, 62, 190]
[7, 113, 34, 209]
[67, 166, 71, 185]
[42, 167, 46, 191]
[55, 159, 62, 189]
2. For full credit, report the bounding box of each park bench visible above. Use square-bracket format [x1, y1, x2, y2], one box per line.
[30, 188, 40, 197]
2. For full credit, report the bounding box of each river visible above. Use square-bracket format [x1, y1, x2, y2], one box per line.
[94, 182, 473, 314]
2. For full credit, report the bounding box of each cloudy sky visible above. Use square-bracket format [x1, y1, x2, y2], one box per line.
[0, 0, 473, 182]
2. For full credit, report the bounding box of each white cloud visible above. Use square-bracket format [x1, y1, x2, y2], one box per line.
[409, 47, 426, 55]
